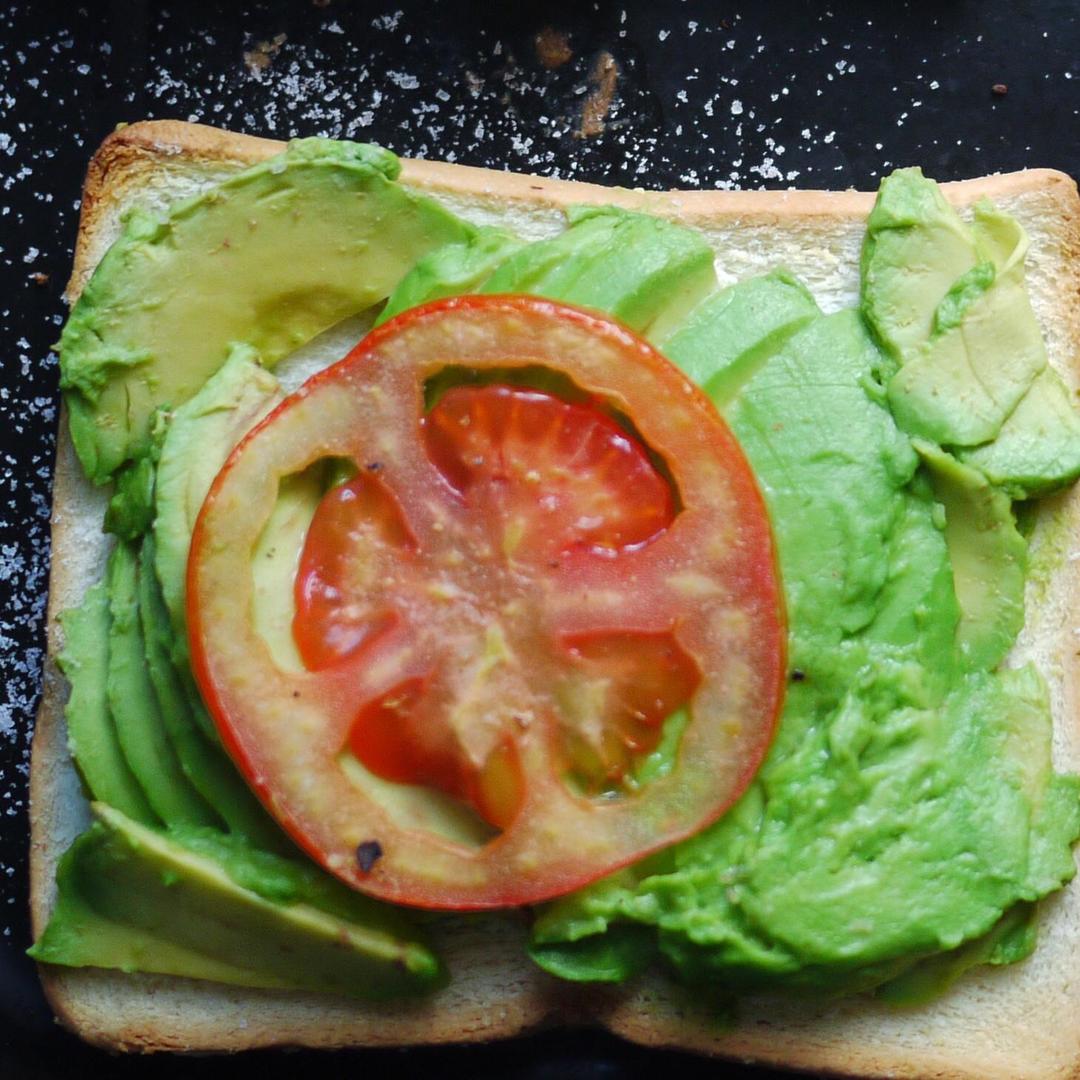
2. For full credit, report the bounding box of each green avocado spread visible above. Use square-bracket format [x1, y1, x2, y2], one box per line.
[36, 145, 1080, 1005]
[59, 138, 472, 484]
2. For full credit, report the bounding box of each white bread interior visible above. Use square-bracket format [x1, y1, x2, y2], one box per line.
[29, 120, 1080, 1077]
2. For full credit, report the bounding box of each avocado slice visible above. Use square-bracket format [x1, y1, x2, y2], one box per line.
[957, 201, 1080, 497]
[873, 182, 1045, 447]
[480, 205, 717, 337]
[915, 441, 1026, 671]
[56, 580, 158, 826]
[376, 226, 523, 326]
[103, 453, 157, 542]
[61, 138, 475, 484]
[861, 170, 1080, 488]
[30, 804, 444, 999]
[106, 540, 221, 829]
[659, 270, 820, 402]
[961, 368, 1080, 498]
[861, 166, 979, 363]
[154, 344, 283, 659]
[138, 534, 291, 851]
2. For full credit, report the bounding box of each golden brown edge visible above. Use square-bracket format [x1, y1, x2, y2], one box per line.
[31, 118, 1080, 1069]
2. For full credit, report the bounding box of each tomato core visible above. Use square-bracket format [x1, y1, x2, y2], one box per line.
[297, 383, 689, 823]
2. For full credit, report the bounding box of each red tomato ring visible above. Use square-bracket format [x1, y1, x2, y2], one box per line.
[188, 295, 786, 910]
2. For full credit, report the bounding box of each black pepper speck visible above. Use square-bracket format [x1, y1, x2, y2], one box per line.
[356, 839, 384, 873]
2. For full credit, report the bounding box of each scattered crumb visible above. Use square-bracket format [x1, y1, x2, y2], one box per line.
[535, 27, 573, 70]
[992, 82, 1008, 96]
[243, 33, 287, 75]
[30, 272, 49, 286]
[576, 51, 619, 139]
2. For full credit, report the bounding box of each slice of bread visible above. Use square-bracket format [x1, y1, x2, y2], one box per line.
[30, 120, 1080, 1077]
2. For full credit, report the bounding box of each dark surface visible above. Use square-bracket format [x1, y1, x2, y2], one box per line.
[1, 1, 1077, 1076]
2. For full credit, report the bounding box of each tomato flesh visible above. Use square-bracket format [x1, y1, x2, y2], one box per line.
[348, 675, 438, 787]
[293, 472, 414, 670]
[188, 295, 786, 910]
[423, 384, 675, 560]
[346, 672, 525, 830]
[559, 629, 701, 786]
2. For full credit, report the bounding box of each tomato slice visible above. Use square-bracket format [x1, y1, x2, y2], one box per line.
[188, 295, 785, 910]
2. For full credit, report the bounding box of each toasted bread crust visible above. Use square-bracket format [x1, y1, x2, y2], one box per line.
[33, 120, 1080, 1074]
[66, 120, 1080, 297]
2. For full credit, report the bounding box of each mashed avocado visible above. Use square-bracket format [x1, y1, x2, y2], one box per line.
[529, 301, 1080, 994]
[36, 147, 1080, 1004]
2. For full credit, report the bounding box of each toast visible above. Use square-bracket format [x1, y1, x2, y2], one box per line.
[29, 119, 1080, 1078]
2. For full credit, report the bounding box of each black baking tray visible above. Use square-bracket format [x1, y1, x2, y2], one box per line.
[2, 1, 1078, 1076]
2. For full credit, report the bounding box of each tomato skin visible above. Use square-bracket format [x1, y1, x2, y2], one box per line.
[188, 295, 786, 911]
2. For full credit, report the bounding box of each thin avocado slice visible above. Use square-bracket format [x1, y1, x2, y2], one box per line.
[915, 441, 1026, 672]
[30, 804, 444, 999]
[154, 344, 283, 660]
[480, 205, 717, 337]
[961, 367, 1080, 498]
[57, 580, 158, 826]
[103, 453, 157, 542]
[860, 166, 979, 363]
[880, 190, 1045, 447]
[957, 201, 1080, 496]
[660, 270, 820, 402]
[138, 534, 291, 851]
[376, 226, 523, 326]
[61, 137, 475, 484]
[106, 541, 220, 829]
